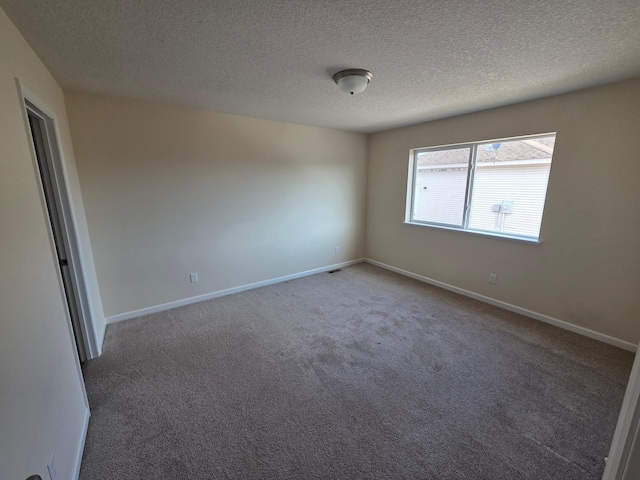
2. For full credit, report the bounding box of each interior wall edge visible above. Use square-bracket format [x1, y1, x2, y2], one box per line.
[71, 408, 91, 480]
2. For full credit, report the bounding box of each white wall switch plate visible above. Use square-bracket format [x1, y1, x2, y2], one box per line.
[190, 272, 198, 283]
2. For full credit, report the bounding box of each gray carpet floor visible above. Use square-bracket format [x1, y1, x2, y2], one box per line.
[79, 263, 633, 479]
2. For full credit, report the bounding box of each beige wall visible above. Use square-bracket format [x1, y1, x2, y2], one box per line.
[366, 78, 640, 345]
[0, 7, 104, 480]
[65, 92, 368, 318]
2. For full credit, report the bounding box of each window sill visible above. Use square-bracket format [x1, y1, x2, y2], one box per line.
[403, 221, 541, 244]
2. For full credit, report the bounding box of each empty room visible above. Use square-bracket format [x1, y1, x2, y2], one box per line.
[2, 1, 640, 479]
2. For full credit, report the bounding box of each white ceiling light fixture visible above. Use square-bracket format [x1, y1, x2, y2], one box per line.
[333, 69, 373, 95]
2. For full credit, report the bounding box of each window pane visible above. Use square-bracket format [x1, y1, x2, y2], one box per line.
[467, 136, 554, 238]
[413, 147, 470, 226]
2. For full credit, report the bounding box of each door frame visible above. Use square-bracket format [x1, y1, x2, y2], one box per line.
[17, 79, 100, 361]
[603, 347, 640, 479]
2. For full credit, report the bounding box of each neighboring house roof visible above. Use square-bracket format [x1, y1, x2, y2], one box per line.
[417, 136, 555, 167]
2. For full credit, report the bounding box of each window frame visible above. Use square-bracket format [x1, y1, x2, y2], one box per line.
[405, 133, 556, 243]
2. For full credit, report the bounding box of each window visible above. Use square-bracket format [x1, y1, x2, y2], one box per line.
[407, 134, 555, 241]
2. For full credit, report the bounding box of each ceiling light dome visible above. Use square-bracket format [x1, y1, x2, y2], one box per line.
[333, 69, 373, 95]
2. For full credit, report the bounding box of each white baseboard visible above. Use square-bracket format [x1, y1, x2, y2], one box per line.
[97, 322, 105, 356]
[105, 259, 365, 324]
[72, 407, 90, 480]
[103, 256, 636, 352]
[365, 259, 637, 353]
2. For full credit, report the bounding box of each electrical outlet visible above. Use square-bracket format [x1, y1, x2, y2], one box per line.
[489, 273, 497, 284]
[189, 272, 198, 283]
[47, 453, 57, 480]
[335, 246, 340, 254]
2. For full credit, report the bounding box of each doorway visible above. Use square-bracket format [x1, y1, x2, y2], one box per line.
[25, 100, 93, 363]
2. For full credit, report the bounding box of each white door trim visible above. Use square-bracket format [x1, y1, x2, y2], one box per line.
[603, 349, 640, 479]
[16, 78, 101, 362]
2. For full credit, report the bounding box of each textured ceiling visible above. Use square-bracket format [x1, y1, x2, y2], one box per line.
[2, 0, 640, 133]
